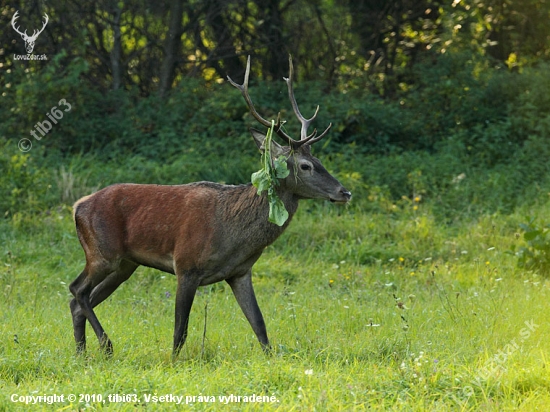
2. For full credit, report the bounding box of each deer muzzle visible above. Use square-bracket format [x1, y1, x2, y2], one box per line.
[330, 188, 352, 204]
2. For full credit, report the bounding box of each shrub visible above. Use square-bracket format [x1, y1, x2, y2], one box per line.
[511, 217, 550, 274]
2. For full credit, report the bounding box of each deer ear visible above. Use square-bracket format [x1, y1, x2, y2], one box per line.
[250, 128, 266, 150]
[249, 128, 284, 156]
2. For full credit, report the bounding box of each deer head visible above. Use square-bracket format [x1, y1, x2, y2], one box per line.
[11, 11, 49, 54]
[228, 56, 352, 204]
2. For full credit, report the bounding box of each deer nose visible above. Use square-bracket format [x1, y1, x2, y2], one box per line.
[341, 189, 352, 200]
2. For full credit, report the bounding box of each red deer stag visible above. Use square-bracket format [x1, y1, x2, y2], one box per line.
[69, 56, 351, 356]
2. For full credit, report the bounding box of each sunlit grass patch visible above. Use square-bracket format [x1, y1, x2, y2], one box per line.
[1, 195, 550, 410]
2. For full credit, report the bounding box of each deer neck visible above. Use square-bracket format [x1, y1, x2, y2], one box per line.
[220, 183, 299, 248]
[251, 181, 299, 225]
[272, 182, 300, 219]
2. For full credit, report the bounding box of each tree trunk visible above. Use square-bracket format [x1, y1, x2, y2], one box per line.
[110, 4, 123, 90]
[204, 0, 243, 80]
[254, 0, 288, 80]
[160, 0, 185, 96]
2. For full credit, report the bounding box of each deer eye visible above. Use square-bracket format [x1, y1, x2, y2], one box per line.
[300, 163, 312, 171]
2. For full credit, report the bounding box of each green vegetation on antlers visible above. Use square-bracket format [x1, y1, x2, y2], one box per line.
[250, 121, 290, 226]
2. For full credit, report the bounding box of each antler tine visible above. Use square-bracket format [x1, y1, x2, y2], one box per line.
[35, 13, 49, 38]
[283, 56, 331, 149]
[303, 123, 332, 146]
[31, 14, 48, 39]
[284, 56, 315, 141]
[227, 56, 271, 129]
[11, 11, 26, 36]
[228, 56, 295, 145]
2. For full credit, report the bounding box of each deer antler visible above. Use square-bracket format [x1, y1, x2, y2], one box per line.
[227, 56, 292, 144]
[228, 56, 331, 150]
[32, 13, 49, 40]
[284, 56, 332, 146]
[11, 11, 48, 40]
[11, 11, 27, 38]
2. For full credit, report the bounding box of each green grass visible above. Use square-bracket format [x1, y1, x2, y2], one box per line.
[1, 198, 550, 411]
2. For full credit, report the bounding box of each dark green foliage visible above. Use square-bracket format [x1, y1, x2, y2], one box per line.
[2, 53, 550, 226]
[511, 218, 550, 273]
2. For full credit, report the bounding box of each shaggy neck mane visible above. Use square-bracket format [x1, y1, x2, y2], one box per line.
[186, 182, 300, 246]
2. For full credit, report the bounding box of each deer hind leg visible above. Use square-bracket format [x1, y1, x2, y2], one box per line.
[70, 260, 138, 355]
[70, 264, 112, 354]
[69, 296, 87, 354]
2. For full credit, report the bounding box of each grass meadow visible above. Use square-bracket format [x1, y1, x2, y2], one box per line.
[1, 188, 550, 411]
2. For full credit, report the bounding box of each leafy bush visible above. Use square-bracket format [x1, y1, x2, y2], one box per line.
[3, 52, 550, 221]
[0, 145, 54, 216]
[511, 217, 550, 274]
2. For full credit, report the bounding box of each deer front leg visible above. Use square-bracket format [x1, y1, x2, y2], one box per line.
[227, 271, 270, 353]
[173, 270, 201, 357]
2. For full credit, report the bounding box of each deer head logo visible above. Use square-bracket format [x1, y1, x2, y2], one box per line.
[11, 11, 49, 54]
